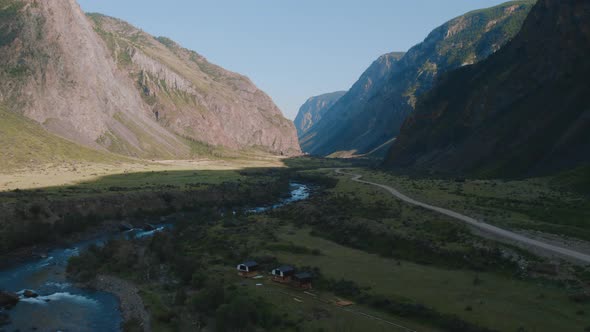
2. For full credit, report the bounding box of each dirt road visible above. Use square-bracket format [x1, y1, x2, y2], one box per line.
[335, 169, 590, 265]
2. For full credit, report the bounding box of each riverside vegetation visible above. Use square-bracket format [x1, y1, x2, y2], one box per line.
[61, 158, 590, 332]
[0, 162, 297, 254]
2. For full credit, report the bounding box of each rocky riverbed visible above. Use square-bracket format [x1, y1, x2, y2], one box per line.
[89, 275, 151, 332]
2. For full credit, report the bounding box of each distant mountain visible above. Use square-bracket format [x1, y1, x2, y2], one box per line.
[301, 1, 534, 157]
[385, 0, 590, 177]
[0, 0, 300, 161]
[300, 52, 405, 154]
[294, 91, 346, 137]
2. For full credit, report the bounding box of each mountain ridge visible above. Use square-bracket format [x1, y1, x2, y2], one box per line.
[300, 0, 534, 157]
[294, 91, 346, 137]
[299, 51, 405, 154]
[89, 12, 301, 156]
[385, 0, 590, 177]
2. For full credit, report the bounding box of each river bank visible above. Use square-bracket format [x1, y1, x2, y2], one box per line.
[0, 221, 121, 270]
[88, 275, 151, 332]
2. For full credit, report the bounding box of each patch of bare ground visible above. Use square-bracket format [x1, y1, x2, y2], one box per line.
[0, 157, 285, 192]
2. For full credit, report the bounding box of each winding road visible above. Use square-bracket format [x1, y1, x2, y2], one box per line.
[335, 169, 590, 265]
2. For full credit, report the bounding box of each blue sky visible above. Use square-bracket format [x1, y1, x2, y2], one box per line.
[78, 0, 511, 119]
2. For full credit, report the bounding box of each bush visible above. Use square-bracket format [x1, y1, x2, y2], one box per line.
[569, 293, 590, 303]
[266, 243, 321, 256]
[327, 279, 362, 298]
[121, 318, 143, 332]
[29, 204, 42, 216]
[191, 272, 207, 288]
[215, 296, 258, 332]
[215, 295, 283, 332]
[191, 282, 226, 314]
[67, 246, 101, 281]
[174, 288, 187, 306]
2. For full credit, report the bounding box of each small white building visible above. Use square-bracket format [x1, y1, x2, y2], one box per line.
[271, 266, 295, 283]
[236, 261, 259, 276]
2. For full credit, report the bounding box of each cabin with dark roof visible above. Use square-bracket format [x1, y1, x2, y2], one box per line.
[292, 272, 313, 289]
[236, 261, 259, 277]
[271, 266, 295, 283]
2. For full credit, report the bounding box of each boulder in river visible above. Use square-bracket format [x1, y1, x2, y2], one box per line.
[143, 223, 157, 231]
[0, 291, 19, 309]
[119, 223, 134, 232]
[23, 290, 39, 298]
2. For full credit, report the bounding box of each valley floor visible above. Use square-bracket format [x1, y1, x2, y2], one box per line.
[349, 168, 590, 257]
[1, 157, 589, 331]
[0, 158, 285, 192]
[335, 168, 590, 264]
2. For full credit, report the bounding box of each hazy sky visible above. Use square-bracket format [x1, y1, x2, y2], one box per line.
[78, 0, 510, 119]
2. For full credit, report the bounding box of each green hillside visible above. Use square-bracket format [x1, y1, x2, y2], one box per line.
[0, 107, 122, 171]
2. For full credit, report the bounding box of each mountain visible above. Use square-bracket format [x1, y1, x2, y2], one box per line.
[301, 1, 534, 157]
[385, 0, 590, 177]
[0, 0, 300, 160]
[294, 91, 346, 137]
[300, 52, 405, 154]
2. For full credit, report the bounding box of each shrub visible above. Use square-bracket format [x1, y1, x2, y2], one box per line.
[121, 318, 143, 332]
[191, 282, 226, 314]
[266, 243, 321, 256]
[569, 293, 590, 303]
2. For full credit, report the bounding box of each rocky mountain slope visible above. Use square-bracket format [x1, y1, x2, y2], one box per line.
[301, 1, 534, 156]
[0, 0, 300, 160]
[294, 91, 346, 137]
[385, 0, 590, 177]
[300, 52, 405, 154]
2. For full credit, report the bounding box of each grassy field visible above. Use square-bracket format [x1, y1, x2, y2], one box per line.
[264, 167, 590, 331]
[234, 273, 439, 332]
[347, 168, 590, 243]
[0, 153, 288, 193]
[263, 226, 588, 332]
[0, 107, 122, 171]
[136, 270, 438, 332]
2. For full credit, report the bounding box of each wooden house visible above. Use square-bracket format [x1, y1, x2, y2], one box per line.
[271, 266, 295, 283]
[236, 261, 259, 277]
[292, 272, 313, 289]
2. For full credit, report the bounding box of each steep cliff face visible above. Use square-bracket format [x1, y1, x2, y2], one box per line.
[90, 14, 300, 156]
[0, 0, 300, 159]
[294, 91, 346, 137]
[385, 0, 590, 177]
[0, 0, 187, 158]
[300, 52, 404, 154]
[301, 1, 534, 157]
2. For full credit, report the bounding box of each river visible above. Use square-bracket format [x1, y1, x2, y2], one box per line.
[0, 182, 310, 332]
